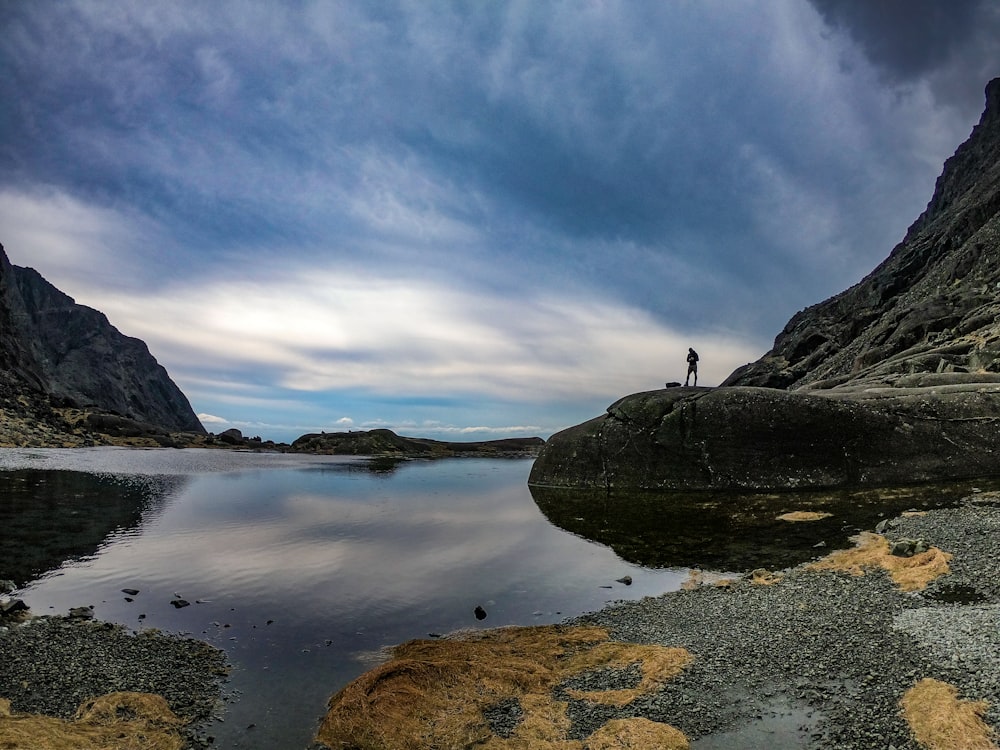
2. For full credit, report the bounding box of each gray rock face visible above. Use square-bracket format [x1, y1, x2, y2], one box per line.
[532, 79, 1000, 491]
[0, 244, 203, 433]
[528, 385, 1000, 490]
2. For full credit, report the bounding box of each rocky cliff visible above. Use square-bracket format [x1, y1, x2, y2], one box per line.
[724, 78, 1000, 391]
[531, 78, 1000, 491]
[0, 244, 204, 441]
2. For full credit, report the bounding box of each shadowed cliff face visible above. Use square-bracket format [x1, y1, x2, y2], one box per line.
[725, 78, 1000, 391]
[0, 245, 204, 434]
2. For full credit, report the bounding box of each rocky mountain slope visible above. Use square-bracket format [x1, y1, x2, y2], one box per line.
[724, 78, 1000, 391]
[531, 78, 1000, 491]
[0, 244, 204, 443]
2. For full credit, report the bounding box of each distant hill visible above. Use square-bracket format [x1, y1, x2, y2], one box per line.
[291, 429, 544, 457]
[0, 244, 205, 444]
[724, 77, 1000, 391]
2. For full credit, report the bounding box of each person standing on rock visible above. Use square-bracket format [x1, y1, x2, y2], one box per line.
[685, 348, 699, 386]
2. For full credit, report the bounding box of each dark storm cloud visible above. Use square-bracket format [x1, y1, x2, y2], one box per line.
[810, 0, 979, 77]
[809, 0, 1000, 114]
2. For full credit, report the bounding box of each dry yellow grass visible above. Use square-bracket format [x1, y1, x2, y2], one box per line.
[0, 692, 186, 750]
[316, 625, 692, 750]
[807, 532, 952, 591]
[901, 678, 998, 750]
[681, 570, 734, 589]
[749, 568, 784, 585]
[584, 717, 689, 749]
[776, 511, 833, 522]
[563, 642, 693, 707]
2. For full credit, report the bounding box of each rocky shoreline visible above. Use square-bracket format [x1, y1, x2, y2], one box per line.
[0, 614, 229, 749]
[319, 490, 1000, 749]
[0, 407, 546, 459]
[563, 493, 1000, 748]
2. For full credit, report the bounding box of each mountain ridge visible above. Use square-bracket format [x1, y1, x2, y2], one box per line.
[724, 77, 1000, 391]
[0, 244, 205, 441]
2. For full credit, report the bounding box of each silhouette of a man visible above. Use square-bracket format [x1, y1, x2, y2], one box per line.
[685, 348, 699, 386]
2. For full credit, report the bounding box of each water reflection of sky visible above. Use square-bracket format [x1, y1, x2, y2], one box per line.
[5, 449, 689, 749]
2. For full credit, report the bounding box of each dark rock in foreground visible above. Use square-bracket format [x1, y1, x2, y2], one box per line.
[529, 382, 1000, 490]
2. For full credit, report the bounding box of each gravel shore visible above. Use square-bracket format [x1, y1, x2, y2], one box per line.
[0, 615, 228, 748]
[561, 491, 1000, 749]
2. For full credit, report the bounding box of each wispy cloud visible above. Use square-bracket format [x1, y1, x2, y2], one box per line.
[90, 255, 763, 404]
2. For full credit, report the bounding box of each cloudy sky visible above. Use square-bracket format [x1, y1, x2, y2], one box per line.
[1, 1, 998, 442]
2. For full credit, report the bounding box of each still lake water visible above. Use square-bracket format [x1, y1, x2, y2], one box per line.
[0, 448, 693, 749]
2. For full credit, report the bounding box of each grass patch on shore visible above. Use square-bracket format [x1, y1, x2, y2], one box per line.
[681, 570, 735, 589]
[901, 678, 998, 750]
[776, 511, 833, 522]
[0, 691, 185, 750]
[316, 624, 692, 750]
[563, 642, 693, 707]
[806, 532, 952, 591]
[585, 717, 689, 749]
[749, 568, 784, 585]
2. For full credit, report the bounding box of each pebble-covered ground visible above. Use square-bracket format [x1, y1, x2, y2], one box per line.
[0, 616, 229, 748]
[558, 491, 1000, 749]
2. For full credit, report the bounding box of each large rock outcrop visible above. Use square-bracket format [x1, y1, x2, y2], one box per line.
[531, 78, 1000, 491]
[0, 244, 204, 435]
[528, 382, 1000, 490]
